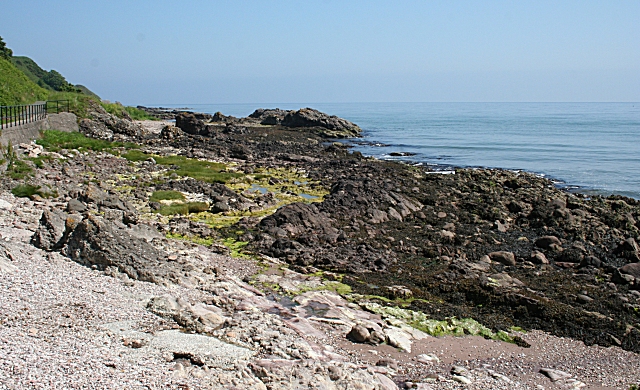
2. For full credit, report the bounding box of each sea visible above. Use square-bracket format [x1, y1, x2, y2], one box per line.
[158, 102, 640, 199]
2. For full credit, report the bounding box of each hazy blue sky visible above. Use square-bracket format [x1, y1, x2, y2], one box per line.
[2, 1, 639, 105]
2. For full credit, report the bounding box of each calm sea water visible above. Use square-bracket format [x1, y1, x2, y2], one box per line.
[160, 103, 640, 199]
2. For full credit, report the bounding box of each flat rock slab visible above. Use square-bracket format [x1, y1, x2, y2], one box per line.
[103, 322, 254, 369]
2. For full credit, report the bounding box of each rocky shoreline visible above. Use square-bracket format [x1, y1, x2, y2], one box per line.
[1, 104, 639, 389]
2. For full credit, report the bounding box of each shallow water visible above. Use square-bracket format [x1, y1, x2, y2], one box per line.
[159, 102, 640, 199]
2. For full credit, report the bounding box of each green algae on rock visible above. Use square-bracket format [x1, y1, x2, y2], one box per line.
[361, 301, 520, 344]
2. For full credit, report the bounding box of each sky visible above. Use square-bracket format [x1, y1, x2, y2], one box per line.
[1, 0, 639, 105]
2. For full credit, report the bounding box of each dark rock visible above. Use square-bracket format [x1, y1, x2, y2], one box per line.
[281, 108, 361, 138]
[557, 248, 585, 263]
[31, 210, 69, 251]
[175, 112, 207, 135]
[260, 202, 336, 237]
[211, 202, 230, 213]
[580, 256, 602, 268]
[612, 269, 635, 285]
[347, 324, 370, 343]
[489, 251, 516, 266]
[535, 236, 562, 250]
[64, 215, 167, 283]
[160, 125, 183, 140]
[615, 237, 640, 254]
[548, 198, 567, 209]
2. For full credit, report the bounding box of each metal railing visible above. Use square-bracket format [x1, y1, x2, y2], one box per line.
[46, 100, 70, 115]
[0, 100, 69, 129]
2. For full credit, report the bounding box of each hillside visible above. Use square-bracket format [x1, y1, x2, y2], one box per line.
[0, 56, 48, 106]
[11, 55, 99, 98]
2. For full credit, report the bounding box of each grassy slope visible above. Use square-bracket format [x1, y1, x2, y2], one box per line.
[11, 56, 53, 90]
[1, 57, 98, 117]
[0, 57, 49, 106]
[12, 55, 100, 99]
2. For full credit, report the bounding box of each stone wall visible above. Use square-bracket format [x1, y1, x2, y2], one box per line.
[0, 113, 78, 146]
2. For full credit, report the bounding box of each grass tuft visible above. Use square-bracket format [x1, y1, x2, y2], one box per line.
[149, 190, 185, 202]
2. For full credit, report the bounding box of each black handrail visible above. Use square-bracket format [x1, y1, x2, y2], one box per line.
[0, 100, 70, 130]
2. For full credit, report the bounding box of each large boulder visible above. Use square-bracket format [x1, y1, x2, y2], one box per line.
[260, 202, 336, 237]
[64, 215, 168, 283]
[31, 210, 69, 251]
[175, 112, 207, 135]
[281, 108, 361, 137]
[248, 108, 292, 125]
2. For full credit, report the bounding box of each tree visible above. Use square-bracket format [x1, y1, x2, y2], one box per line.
[0, 36, 13, 60]
[42, 70, 69, 91]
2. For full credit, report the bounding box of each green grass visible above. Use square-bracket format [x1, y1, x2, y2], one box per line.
[5, 159, 33, 179]
[149, 190, 185, 202]
[28, 155, 54, 169]
[124, 106, 157, 120]
[101, 102, 157, 121]
[0, 57, 48, 106]
[122, 150, 242, 184]
[156, 202, 210, 216]
[36, 130, 138, 152]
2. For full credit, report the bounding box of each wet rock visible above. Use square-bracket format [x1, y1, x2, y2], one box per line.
[535, 236, 563, 250]
[489, 251, 516, 266]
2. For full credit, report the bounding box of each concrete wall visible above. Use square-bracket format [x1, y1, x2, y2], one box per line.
[0, 113, 78, 146]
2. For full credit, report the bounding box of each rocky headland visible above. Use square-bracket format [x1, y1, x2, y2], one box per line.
[1, 105, 639, 389]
